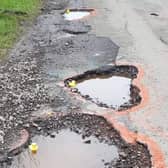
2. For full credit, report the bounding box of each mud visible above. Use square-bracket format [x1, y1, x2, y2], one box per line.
[2, 113, 151, 168]
[65, 65, 142, 110]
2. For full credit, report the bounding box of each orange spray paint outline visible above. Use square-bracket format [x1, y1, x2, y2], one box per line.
[114, 62, 149, 116]
[105, 62, 166, 168]
[59, 62, 166, 168]
[102, 113, 166, 168]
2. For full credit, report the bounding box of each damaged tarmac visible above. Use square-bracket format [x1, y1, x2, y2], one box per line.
[1, 0, 167, 167]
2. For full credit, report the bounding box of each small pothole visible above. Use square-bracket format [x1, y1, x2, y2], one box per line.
[65, 65, 142, 111]
[63, 9, 95, 21]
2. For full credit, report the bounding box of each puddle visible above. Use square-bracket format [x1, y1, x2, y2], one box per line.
[76, 76, 132, 110]
[63, 9, 94, 21]
[10, 130, 118, 168]
[63, 11, 90, 21]
[65, 65, 141, 110]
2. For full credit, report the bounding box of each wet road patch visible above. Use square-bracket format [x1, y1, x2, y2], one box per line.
[65, 65, 142, 111]
[63, 9, 95, 21]
[4, 113, 151, 168]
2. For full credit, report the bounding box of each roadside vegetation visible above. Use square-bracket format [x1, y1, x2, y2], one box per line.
[0, 0, 41, 59]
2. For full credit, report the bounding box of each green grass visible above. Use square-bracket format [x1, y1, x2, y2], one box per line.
[0, 15, 18, 48]
[0, 0, 40, 13]
[0, 0, 41, 59]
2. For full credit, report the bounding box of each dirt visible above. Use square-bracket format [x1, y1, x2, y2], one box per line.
[0, 0, 151, 167]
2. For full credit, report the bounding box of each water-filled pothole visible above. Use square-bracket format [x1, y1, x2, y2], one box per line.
[10, 130, 118, 168]
[65, 65, 141, 110]
[7, 113, 151, 168]
[63, 9, 94, 21]
[76, 76, 131, 109]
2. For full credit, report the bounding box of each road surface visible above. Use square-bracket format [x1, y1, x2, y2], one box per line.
[1, 0, 168, 167]
[86, 0, 168, 166]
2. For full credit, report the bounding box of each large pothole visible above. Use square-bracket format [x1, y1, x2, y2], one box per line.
[4, 113, 151, 168]
[63, 9, 95, 21]
[65, 65, 142, 111]
[10, 130, 118, 168]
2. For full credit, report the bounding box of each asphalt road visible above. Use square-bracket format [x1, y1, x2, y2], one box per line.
[1, 0, 168, 167]
[85, 0, 168, 166]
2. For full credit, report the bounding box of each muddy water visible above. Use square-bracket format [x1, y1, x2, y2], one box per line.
[10, 130, 118, 168]
[76, 76, 132, 109]
[63, 11, 90, 20]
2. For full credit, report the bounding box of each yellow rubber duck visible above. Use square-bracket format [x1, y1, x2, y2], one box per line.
[65, 9, 70, 14]
[29, 143, 38, 153]
[47, 112, 53, 116]
[68, 80, 76, 87]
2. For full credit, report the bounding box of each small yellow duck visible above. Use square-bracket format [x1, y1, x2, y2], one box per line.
[29, 143, 38, 154]
[47, 112, 53, 116]
[65, 9, 70, 14]
[68, 80, 76, 87]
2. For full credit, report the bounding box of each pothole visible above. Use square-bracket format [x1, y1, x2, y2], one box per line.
[10, 130, 118, 168]
[6, 113, 151, 168]
[63, 9, 95, 21]
[65, 65, 142, 111]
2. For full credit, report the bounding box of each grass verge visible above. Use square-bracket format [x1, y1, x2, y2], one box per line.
[0, 0, 41, 59]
